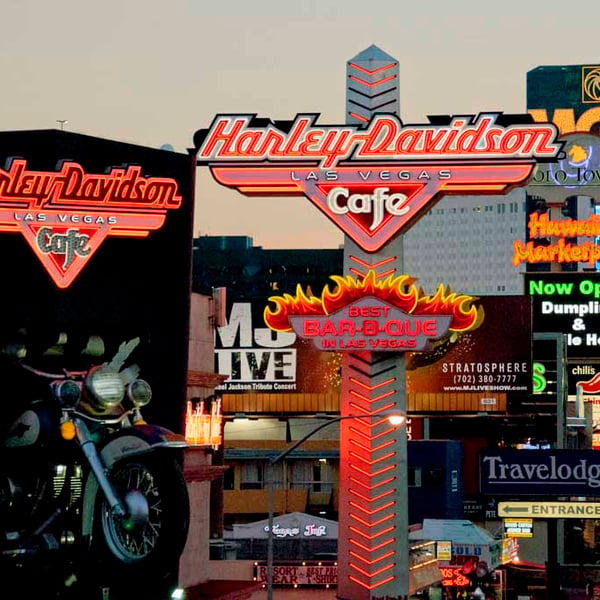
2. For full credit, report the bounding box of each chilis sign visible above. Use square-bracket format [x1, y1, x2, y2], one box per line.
[0, 159, 182, 288]
[194, 113, 561, 252]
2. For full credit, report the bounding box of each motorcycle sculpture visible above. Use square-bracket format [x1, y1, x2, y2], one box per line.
[0, 336, 190, 592]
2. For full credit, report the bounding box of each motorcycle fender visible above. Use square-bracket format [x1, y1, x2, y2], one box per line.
[81, 424, 188, 540]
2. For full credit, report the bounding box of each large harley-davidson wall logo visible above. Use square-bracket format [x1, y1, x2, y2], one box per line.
[0, 159, 182, 287]
[194, 113, 561, 252]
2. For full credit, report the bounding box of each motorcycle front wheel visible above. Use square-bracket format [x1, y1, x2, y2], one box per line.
[97, 454, 189, 568]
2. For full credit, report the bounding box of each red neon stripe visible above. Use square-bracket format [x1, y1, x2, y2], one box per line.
[349, 512, 395, 528]
[349, 425, 396, 441]
[349, 451, 396, 466]
[349, 389, 396, 403]
[349, 500, 396, 515]
[348, 61, 397, 75]
[349, 74, 397, 88]
[349, 574, 395, 590]
[349, 550, 396, 565]
[349, 487, 396, 503]
[349, 537, 395, 553]
[350, 463, 395, 478]
[349, 562, 395, 578]
[349, 475, 396, 491]
[349, 266, 396, 279]
[348, 401, 396, 414]
[348, 111, 369, 123]
[441, 183, 506, 191]
[349, 525, 396, 540]
[349, 254, 397, 269]
[350, 376, 396, 391]
[238, 185, 302, 193]
[349, 438, 395, 453]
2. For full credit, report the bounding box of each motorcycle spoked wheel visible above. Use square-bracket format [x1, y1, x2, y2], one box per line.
[95, 454, 189, 571]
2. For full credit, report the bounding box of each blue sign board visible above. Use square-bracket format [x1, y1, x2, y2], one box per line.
[480, 450, 600, 497]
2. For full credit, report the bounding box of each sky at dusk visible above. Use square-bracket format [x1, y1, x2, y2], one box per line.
[2, 0, 600, 248]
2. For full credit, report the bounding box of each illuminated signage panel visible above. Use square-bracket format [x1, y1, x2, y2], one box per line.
[525, 273, 600, 358]
[0, 159, 182, 287]
[528, 65, 600, 133]
[214, 300, 341, 393]
[263, 270, 480, 353]
[406, 296, 532, 394]
[481, 449, 600, 496]
[195, 113, 560, 252]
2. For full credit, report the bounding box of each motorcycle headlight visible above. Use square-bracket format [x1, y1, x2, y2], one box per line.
[85, 367, 125, 411]
[127, 379, 152, 407]
[53, 380, 82, 407]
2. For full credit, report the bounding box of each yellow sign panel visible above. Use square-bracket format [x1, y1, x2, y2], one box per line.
[503, 518, 533, 538]
[436, 541, 452, 561]
[499, 501, 600, 519]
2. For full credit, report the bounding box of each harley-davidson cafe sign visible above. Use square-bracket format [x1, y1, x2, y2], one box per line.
[0, 159, 182, 288]
[194, 112, 561, 253]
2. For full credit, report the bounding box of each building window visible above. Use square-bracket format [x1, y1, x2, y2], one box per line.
[408, 467, 422, 487]
[240, 462, 263, 490]
[224, 466, 235, 490]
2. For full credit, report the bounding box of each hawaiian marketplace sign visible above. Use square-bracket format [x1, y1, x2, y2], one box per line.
[0, 159, 182, 288]
[194, 113, 561, 252]
[263, 270, 481, 352]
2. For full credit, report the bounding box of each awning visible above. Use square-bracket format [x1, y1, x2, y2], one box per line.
[410, 519, 503, 570]
[226, 511, 339, 540]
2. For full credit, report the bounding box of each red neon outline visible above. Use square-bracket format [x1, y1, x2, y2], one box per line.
[348, 74, 397, 88]
[349, 254, 398, 269]
[348, 525, 396, 540]
[440, 183, 506, 191]
[349, 537, 395, 553]
[349, 426, 396, 441]
[348, 451, 396, 466]
[348, 562, 395, 578]
[349, 574, 395, 590]
[349, 575, 396, 590]
[349, 376, 396, 391]
[349, 438, 395, 453]
[349, 475, 396, 491]
[349, 464, 395, 478]
[349, 266, 396, 279]
[348, 61, 397, 75]
[349, 500, 396, 515]
[349, 389, 396, 403]
[349, 489, 396, 506]
[237, 185, 302, 193]
[348, 112, 369, 123]
[349, 550, 395, 565]
[348, 403, 397, 418]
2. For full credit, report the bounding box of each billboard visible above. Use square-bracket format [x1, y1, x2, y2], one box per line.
[528, 64, 600, 134]
[406, 296, 532, 394]
[214, 300, 341, 393]
[216, 295, 531, 396]
[0, 130, 194, 433]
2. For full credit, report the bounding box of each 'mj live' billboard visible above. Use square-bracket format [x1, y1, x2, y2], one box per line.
[0, 130, 194, 432]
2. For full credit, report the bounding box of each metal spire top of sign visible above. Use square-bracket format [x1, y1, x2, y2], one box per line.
[346, 45, 399, 125]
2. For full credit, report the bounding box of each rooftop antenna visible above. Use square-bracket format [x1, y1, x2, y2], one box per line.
[56, 119, 68, 130]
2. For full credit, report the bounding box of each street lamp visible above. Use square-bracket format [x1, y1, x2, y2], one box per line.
[265, 411, 405, 600]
